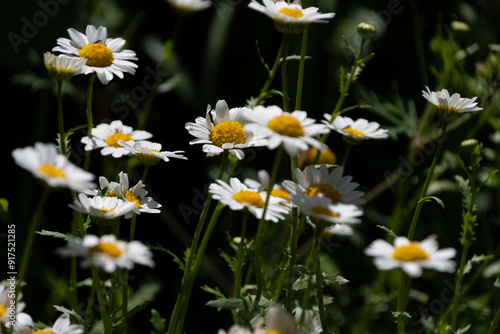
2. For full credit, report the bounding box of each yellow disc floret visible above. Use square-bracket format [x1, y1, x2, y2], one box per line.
[233, 190, 265, 208]
[305, 183, 341, 204]
[33, 330, 54, 334]
[123, 190, 141, 209]
[343, 127, 365, 137]
[79, 42, 114, 67]
[270, 188, 290, 202]
[105, 132, 133, 148]
[38, 164, 66, 178]
[0, 305, 6, 318]
[209, 121, 247, 147]
[311, 206, 339, 218]
[392, 242, 429, 262]
[88, 242, 123, 257]
[278, 7, 304, 18]
[267, 115, 305, 137]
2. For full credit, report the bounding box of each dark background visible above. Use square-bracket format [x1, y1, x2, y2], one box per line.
[1, 0, 498, 333]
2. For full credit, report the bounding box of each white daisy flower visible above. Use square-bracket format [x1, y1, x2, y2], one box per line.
[33, 313, 83, 334]
[85, 171, 161, 219]
[244, 169, 291, 204]
[209, 177, 290, 223]
[69, 193, 136, 224]
[282, 164, 365, 205]
[58, 234, 154, 273]
[244, 105, 329, 156]
[118, 140, 187, 166]
[52, 25, 138, 85]
[80, 120, 152, 158]
[364, 235, 456, 278]
[258, 305, 297, 334]
[167, 0, 211, 12]
[43, 52, 87, 81]
[422, 86, 482, 122]
[293, 307, 322, 334]
[323, 223, 354, 236]
[12, 142, 96, 192]
[218, 326, 253, 334]
[248, 0, 335, 33]
[185, 100, 267, 160]
[296, 195, 363, 225]
[323, 114, 389, 144]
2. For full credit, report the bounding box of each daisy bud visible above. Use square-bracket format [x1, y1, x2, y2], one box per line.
[44, 52, 87, 81]
[356, 22, 377, 40]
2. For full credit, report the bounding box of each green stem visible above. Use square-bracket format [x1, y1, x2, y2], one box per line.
[295, 26, 309, 110]
[285, 206, 299, 314]
[16, 187, 50, 299]
[281, 33, 291, 112]
[407, 122, 447, 240]
[488, 303, 500, 334]
[255, 41, 284, 106]
[92, 267, 112, 334]
[341, 143, 353, 170]
[254, 145, 284, 305]
[396, 272, 411, 334]
[313, 224, 329, 333]
[319, 39, 366, 146]
[84, 281, 96, 334]
[450, 243, 469, 330]
[56, 80, 67, 156]
[167, 151, 230, 334]
[84, 73, 96, 171]
[234, 210, 249, 300]
[174, 202, 225, 334]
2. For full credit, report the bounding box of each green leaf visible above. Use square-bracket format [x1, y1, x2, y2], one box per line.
[419, 196, 445, 209]
[464, 254, 494, 275]
[149, 309, 166, 334]
[376, 225, 398, 239]
[200, 285, 226, 299]
[36, 230, 70, 240]
[52, 305, 84, 324]
[205, 298, 249, 311]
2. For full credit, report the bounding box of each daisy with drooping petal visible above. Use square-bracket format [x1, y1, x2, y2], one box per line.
[32, 313, 83, 334]
[167, 0, 211, 13]
[80, 120, 152, 158]
[85, 171, 161, 219]
[422, 86, 482, 122]
[58, 234, 154, 273]
[282, 164, 365, 205]
[185, 100, 267, 159]
[209, 177, 290, 223]
[248, 0, 335, 34]
[118, 140, 187, 166]
[69, 193, 136, 225]
[12, 142, 96, 192]
[52, 25, 138, 85]
[323, 114, 389, 144]
[44, 52, 87, 81]
[364, 235, 456, 278]
[245, 105, 329, 156]
[295, 195, 363, 226]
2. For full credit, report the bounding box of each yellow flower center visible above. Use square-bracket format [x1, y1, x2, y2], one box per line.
[0, 305, 6, 318]
[267, 115, 305, 137]
[277, 7, 304, 18]
[209, 121, 247, 147]
[343, 127, 365, 137]
[123, 190, 141, 208]
[38, 164, 66, 178]
[305, 183, 341, 204]
[100, 207, 115, 213]
[310, 206, 339, 217]
[105, 132, 133, 148]
[233, 190, 265, 208]
[437, 105, 462, 116]
[392, 242, 429, 261]
[33, 330, 53, 334]
[88, 242, 123, 257]
[265, 331, 283, 334]
[270, 188, 290, 202]
[79, 42, 114, 67]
